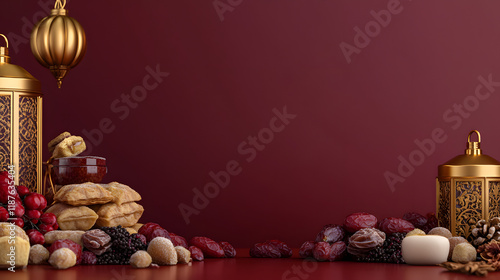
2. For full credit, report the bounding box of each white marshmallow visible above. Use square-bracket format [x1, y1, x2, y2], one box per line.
[402, 235, 450, 265]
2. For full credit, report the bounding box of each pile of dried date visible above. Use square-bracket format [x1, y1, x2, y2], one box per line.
[298, 212, 438, 263]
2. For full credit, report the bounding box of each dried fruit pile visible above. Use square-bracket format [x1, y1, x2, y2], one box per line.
[298, 211, 439, 263]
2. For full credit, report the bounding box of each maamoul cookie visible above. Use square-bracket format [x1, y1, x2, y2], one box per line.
[101, 182, 141, 205]
[55, 182, 114, 206]
[96, 202, 144, 227]
[46, 203, 98, 230]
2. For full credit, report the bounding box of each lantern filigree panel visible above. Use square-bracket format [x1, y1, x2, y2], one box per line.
[454, 180, 483, 240]
[437, 179, 451, 230]
[0, 94, 11, 172]
[18, 96, 38, 191]
[488, 181, 500, 220]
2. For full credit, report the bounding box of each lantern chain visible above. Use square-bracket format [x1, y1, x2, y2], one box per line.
[54, 0, 67, 9]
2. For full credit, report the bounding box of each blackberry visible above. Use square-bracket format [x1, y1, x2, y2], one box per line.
[96, 226, 147, 265]
[357, 233, 405, 264]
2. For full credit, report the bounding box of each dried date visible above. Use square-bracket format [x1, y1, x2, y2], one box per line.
[219, 241, 236, 258]
[190, 237, 225, 258]
[189, 246, 204, 261]
[81, 229, 112, 256]
[402, 212, 427, 229]
[329, 241, 346, 261]
[347, 228, 385, 257]
[344, 212, 378, 233]
[313, 242, 331, 261]
[379, 217, 414, 234]
[299, 241, 316, 258]
[316, 224, 345, 243]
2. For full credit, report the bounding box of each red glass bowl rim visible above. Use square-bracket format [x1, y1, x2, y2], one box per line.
[53, 156, 106, 167]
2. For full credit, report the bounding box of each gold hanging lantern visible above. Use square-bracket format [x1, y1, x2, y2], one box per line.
[30, 0, 86, 88]
[436, 130, 500, 240]
[0, 34, 43, 193]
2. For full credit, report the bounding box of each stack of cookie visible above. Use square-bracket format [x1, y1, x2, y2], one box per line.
[46, 182, 144, 232]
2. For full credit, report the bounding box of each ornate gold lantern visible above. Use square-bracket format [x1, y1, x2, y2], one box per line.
[30, 0, 87, 88]
[437, 130, 500, 240]
[0, 34, 43, 193]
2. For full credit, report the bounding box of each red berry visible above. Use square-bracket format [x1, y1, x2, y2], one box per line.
[13, 201, 24, 217]
[24, 193, 45, 210]
[0, 207, 8, 222]
[219, 241, 236, 258]
[16, 185, 30, 198]
[379, 217, 415, 234]
[329, 241, 346, 261]
[52, 223, 59, 230]
[0, 171, 9, 180]
[0, 192, 7, 204]
[344, 212, 378, 233]
[40, 212, 57, 226]
[148, 228, 171, 242]
[38, 223, 54, 234]
[138, 223, 162, 237]
[313, 242, 331, 261]
[190, 237, 225, 258]
[169, 233, 188, 248]
[81, 251, 97, 265]
[133, 233, 147, 245]
[299, 241, 316, 258]
[26, 229, 45, 245]
[26, 209, 41, 220]
[402, 212, 428, 229]
[12, 217, 24, 228]
[189, 246, 204, 261]
[49, 239, 82, 264]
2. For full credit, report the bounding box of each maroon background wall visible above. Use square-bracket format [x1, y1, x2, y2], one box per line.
[3, 0, 500, 247]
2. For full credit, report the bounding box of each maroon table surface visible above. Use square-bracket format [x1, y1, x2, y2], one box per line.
[0, 249, 493, 280]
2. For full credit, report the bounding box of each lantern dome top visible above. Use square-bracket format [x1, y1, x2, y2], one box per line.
[0, 34, 41, 93]
[438, 130, 500, 177]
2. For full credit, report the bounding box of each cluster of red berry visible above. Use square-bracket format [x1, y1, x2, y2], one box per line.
[0, 171, 58, 245]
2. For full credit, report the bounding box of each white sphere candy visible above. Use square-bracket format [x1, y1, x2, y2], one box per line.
[401, 235, 450, 265]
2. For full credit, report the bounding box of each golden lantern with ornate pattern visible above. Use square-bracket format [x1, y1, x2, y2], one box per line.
[30, 0, 86, 88]
[437, 130, 500, 240]
[0, 34, 43, 193]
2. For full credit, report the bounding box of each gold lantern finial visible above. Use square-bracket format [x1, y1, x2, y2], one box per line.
[0, 34, 9, 64]
[30, 0, 86, 88]
[466, 130, 482, 156]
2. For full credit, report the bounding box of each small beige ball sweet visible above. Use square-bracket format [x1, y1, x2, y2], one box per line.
[29, 244, 50, 265]
[147, 237, 178, 265]
[448, 236, 468, 260]
[130, 250, 152, 268]
[406, 229, 426, 237]
[49, 248, 77, 269]
[428, 227, 452, 239]
[452, 242, 477, 263]
[175, 246, 191, 264]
